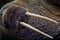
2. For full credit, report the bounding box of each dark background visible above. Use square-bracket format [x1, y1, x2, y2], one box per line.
[0, 0, 13, 8]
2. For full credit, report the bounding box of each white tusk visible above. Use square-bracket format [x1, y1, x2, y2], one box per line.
[25, 11, 58, 24]
[20, 22, 53, 39]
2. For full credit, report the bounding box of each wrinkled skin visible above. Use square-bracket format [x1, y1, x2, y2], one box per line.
[0, 0, 60, 40]
[45, 0, 60, 7]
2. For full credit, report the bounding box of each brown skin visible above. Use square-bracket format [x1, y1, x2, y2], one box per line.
[15, 0, 60, 16]
[17, 0, 60, 7]
[44, 0, 60, 7]
[43, 0, 60, 16]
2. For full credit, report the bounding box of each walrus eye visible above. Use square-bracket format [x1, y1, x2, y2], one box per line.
[25, 11, 58, 24]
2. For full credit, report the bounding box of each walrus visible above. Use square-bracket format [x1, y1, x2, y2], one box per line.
[0, 0, 60, 40]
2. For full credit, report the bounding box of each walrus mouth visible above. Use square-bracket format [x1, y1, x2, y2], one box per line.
[2, 6, 58, 39]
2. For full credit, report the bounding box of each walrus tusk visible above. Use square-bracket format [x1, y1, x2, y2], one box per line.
[20, 22, 53, 39]
[25, 11, 58, 24]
